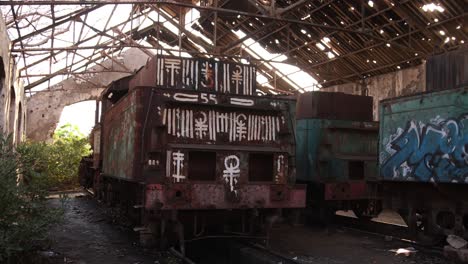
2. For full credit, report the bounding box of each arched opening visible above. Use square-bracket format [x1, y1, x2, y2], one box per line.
[0, 56, 5, 93]
[56, 100, 96, 137]
[8, 87, 16, 136]
[16, 103, 22, 143]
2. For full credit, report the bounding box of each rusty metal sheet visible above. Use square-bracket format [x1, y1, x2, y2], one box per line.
[129, 55, 257, 95]
[165, 149, 289, 185]
[102, 90, 139, 180]
[426, 47, 468, 92]
[324, 181, 367, 200]
[296, 91, 373, 121]
[145, 183, 306, 210]
[91, 125, 101, 169]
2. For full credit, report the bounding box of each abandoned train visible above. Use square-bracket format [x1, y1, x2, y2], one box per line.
[80, 48, 468, 245]
[295, 91, 381, 221]
[80, 55, 306, 249]
[294, 48, 468, 241]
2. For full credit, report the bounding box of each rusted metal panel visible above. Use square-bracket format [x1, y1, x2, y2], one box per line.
[102, 90, 140, 180]
[129, 55, 257, 95]
[324, 182, 367, 200]
[102, 75, 132, 104]
[145, 183, 306, 210]
[296, 91, 373, 121]
[426, 47, 468, 92]
[91, 125, 101, 169]
[296, 119, 379, 183]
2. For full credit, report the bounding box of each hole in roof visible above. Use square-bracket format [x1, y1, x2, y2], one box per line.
[422, 3, 445, 12]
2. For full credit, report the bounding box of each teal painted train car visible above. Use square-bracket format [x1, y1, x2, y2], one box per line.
[295, 92, 381, 218]
[379, 87, 468, 183]
[379, 87, 468, 240]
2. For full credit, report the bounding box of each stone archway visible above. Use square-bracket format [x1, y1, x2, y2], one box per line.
[8, 86, 16, 136]
[26, 48, 151, 141]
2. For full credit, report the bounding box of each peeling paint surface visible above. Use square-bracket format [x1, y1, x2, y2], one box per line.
[102, 92, 137, 179]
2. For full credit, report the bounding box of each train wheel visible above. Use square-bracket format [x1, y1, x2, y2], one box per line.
[407, 208, 441, 245]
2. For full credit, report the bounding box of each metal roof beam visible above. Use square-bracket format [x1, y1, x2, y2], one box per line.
[11, 5, 102, 44]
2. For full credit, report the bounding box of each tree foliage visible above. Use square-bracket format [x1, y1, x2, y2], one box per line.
[48, 123, 92, 187]
[0, 135, 61, 263]
[0, 124, 91, 261]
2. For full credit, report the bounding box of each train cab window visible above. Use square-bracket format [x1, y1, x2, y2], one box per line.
[249, 153, 274, 182]
[348, 161, 364, 180]
[188, 151, 216, 181]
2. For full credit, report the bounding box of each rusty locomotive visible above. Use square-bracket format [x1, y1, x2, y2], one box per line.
[81, 55, 306, 250]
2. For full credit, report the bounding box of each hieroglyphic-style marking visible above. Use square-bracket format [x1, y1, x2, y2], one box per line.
[172, 151, 185, 182]
[231, 65, 243, 94]
[194, 112, 208, 139]
[230, 98, 254, 106]
[235, 114, 247, 141]
[173, 93, 199, 102]
[276, 155, 284, 183]
[165, 58, 181, 86]
[164, 109, 282, 142]
[223, 155, 240, 192]
[201, 61, 214, 89]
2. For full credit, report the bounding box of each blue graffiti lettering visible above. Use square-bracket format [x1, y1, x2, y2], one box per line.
[381, 115, 468, 182]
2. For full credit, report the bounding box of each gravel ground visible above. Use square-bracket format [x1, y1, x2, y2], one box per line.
[269, 225, 454, 264]
[42, 192, 454, 264]
[45, 192, 181, 264]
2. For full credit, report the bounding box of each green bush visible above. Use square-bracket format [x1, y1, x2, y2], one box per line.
[48, 124, 92, 188]
[0, 134, 61, 263]
[18, 124, 92, 189]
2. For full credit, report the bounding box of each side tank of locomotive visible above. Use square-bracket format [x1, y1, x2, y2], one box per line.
[379, 47, 468, 239]
[295, 91, 381, 219]
[95, 55, 306, 215]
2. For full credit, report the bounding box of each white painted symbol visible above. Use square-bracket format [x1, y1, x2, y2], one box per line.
[276, 155, 284, 183]
[230, 98, 254, 106]
[277, 155, 284, 173]
[235, 114, 247, 141]
[201, 62, 214, 88]
[231, 65, 243, 94]
[217, 113, 228, 133]
[165, 58, 181, 86]
[173, 93, 199, 102]
[194, 112, 208, 139]
[172, 151, 185, 183]
[223, 155, 240, 192]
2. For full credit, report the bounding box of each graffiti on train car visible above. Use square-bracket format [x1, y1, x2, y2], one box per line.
[381, 114, 468, 182]
[155, 56, 256, 95]
[162, 107, 285, 143]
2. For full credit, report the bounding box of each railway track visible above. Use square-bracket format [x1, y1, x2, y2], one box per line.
[241, 242, 302, 264]
[183, 236, 303, 264]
